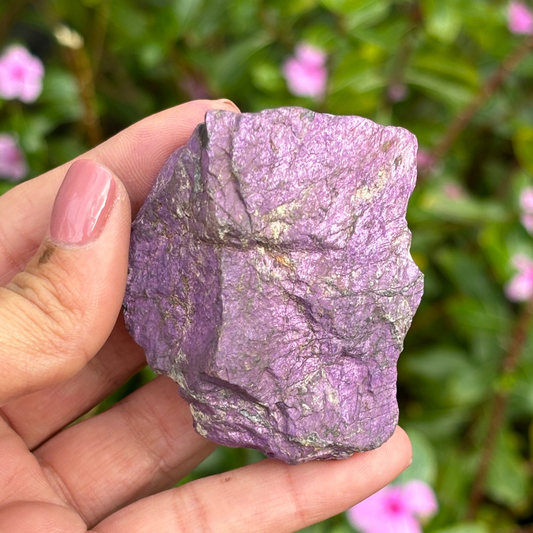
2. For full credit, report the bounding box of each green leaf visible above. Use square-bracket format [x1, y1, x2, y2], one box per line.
[171, 0, 204, 34]
[513, 125, 533, 175]
[412, 53, 479, 88]
[19, 115, 54, 154]
[273, 0, 319, 16]
[109, 0, 148, 43]
[139, 366, 157, 384]
[422, 0, 463, 43]
[404, 347, 470, 381]
[321, 0, 392, 32]
[319, 0, 356, 13]
[405, 69, 475, 109]
[138, 42, 167, 69]
[47, 137, 87, 168]
[331, 50, 386, 94]
[435, 249, 509, 308]
[478, 223, 513, 283]
[437, 448, 477, 515]
[434, 523, 489, 533]
[462, 1, 511, 56]
[486, 431, 530, 510]
[211, 34, 272, 92]
[444, 351, 491, 405]
[0, 181, 16, 195]
[511, 375, 533, 417]
[418, 187, 508, 225]
[329, 525, 353, 533]
[251, 62, 284, 92]
[40, 68, 83, 125]
[344, 0, 391, 30]
[331, 67, 385, 94]
[403, 344, 490, 407]
[327, 85, 381, 115]
[295, 525, 321, 533]
[296, 522, 352, 533]
[396, 428, 437, 485]
[446, 296, 510, 336]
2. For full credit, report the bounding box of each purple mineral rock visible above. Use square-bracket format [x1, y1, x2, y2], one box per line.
[124, 107, 423, 464]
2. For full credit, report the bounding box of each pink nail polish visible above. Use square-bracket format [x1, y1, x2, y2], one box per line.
[50, 159, 116, 245]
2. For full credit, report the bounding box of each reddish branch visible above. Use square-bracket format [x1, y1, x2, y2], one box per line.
[466, 300, 533, 519]
[431, 34, 533, 164]
[431, 35, 533, 164]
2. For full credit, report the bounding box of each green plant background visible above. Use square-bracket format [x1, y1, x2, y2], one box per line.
[1, 0, 533, 531]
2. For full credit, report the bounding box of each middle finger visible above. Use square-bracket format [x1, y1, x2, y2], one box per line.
[33, 375, 216, 528]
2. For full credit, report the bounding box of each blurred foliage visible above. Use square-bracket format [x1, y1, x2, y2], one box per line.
[2, 0, 533, 531]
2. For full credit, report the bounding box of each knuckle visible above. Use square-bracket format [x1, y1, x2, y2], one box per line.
[1, 263, 84, 356]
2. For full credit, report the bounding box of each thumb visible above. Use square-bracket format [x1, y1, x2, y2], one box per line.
[0, 159, 131, 406]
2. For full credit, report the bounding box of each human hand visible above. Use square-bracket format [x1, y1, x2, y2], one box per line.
[0, 99, 412, 533]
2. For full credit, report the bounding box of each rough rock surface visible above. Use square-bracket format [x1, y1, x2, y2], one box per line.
[124, 107, 423, 464]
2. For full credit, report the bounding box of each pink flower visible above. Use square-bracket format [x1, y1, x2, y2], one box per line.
[508, 2, 533, 34]
[505, 254, 533, 301]
[521, 213, 533, 234]
[417, 149, 435, 171]
[0, 45, 44, 103]
[387, 83, 408, 103]
[520, 187, 533, 211]
[347, 480, 438, 533]
[282, 43, 327, 100]
[0, 134, 27, 181]
[519, 186, 533, 234]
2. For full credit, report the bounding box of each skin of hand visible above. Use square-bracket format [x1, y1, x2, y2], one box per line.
[0, 99, 412, 533]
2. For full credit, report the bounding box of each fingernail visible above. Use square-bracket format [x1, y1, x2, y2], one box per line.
[50, 160, 116, 245]
[216, 98, 240, 112]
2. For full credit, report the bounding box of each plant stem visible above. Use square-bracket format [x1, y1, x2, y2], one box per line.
[41, 3, 102, 147]
[0, 0, 31, 46]
[465, 300, 533, 520]
[430, 35, 533, 165]
[63, 44, 103, 147]
[90, 0, 111, 76]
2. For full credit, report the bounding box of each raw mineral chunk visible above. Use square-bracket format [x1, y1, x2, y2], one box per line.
[124, 107, 423, 464]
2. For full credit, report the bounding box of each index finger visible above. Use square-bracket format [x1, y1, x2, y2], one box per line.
[92, 427, 412, 533]
[0, 99, 239, 286]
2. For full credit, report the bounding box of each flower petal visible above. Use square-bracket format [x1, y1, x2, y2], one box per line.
[505, 270, 533, 301]
[0, 133, 27, 181]
[520, 213, 533, 235]
[282, 43, 327, 99]
[509, 1, 533, 34]
[0, 44, 44, 103]
[402, 480, 438, 518]
[519, 187, 533, 213]
[295, 43, 326, 67]
[512, 254, 533, 271]
[347, 484, 424, 533]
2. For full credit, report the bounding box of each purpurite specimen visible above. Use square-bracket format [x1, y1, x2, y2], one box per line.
[124, 107, 423, 464]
